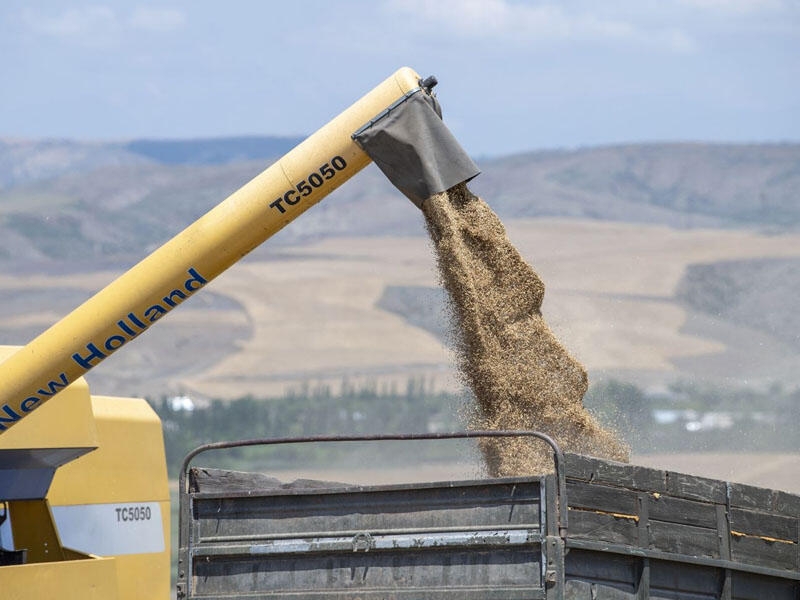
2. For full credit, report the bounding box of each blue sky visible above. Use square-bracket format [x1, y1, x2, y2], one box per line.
[1, 0, 797, 156]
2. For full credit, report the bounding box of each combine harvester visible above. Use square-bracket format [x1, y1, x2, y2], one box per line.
[0, 68, 797, 599]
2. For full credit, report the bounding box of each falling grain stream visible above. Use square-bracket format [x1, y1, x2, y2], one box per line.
[423, 183, 629, 476]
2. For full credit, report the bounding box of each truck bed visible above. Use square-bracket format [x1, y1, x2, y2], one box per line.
[178, 451, 799, 599]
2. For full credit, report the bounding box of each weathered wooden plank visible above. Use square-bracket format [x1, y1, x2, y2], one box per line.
[192, 546, 545, 598]
[773, 489, 800, 517]
[565, 548, 638, 599]
[635, 557, 649, 600]
[730, 481, 777, 512]
[564, 580, 594, 600]
[566, 455, 800, 514]
[730, 533, 798, 571]
[566, 481, 638, 516]
[648, 520, 720, 559]
[730, 507, 798, 543]
[565, 547, 639, 581]
[730, 482, 800, 517]
[649, 559, 724, 597]
[731, 570, 800, 600]
[564, 580, 636, 600]
[190, 468, 347, 493]
[194, 481, 542, 539]
[565, 454, 666, 493]
[664, 470, 727, 503]
[567, 508, 639, 547]
[647, 494, 718, 529]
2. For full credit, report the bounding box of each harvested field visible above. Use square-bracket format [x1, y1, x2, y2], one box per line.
[183, 219, 800, 398]
[1, 220, 799, 399]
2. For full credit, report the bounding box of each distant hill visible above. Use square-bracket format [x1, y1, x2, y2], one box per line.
[0, 140, 798, 266]
[124, 136, 305, 166]
[0, 161, 271, 263]
[471, 143, 800, 228]
[0, 136, 798, 399]
[0, 135, 303, 190]
[676, 257, 800, 350]
[0, 138, 151, 190]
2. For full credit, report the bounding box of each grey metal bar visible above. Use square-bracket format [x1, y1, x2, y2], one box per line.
[196, 523, 543, 545]
[191, 529, 544, 558]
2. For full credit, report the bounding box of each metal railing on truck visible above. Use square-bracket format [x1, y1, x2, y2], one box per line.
[178, 430, 565, 599]
[178, 431, 800, 600]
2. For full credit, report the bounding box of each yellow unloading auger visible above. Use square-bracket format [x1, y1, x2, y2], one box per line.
[0, 67, 478, 433]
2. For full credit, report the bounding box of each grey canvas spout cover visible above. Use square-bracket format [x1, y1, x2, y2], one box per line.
[352, 91, 480, 209]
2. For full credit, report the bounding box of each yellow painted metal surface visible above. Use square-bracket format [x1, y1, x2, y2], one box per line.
[1, 387, 169, 599]
[49, 396, 168, 504]
[48, 396, 170, 600]
[0, 345, 97, 451]
[8, 499, 65, 563]
[3, 556, 119, 600]
[0, 67, 422, 433]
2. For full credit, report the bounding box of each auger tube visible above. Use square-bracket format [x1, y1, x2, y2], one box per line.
[0, 67, 425, 433]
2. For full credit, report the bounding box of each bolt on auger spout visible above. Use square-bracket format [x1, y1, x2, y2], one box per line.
[0, 67, 479, 433]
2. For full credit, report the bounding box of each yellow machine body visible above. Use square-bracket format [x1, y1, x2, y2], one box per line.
[0, 346, 170, 600]
[4, 555, 119, 600]
[48, 394, 171, 600]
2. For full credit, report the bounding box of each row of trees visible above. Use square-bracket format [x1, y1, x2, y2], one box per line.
[584, 379, 800, 453]
[150, 377, 466, 476]
[150, 377, 800, 476]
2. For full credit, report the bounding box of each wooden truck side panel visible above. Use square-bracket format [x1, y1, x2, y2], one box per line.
[179, 446, 799, 599]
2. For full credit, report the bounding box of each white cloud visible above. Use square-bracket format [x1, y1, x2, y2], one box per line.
[25, 5, 119, 38]
[129, 7, 187, 33]
[23, 5, 187, 43]
[677, 0, 786, 13]
[386, 0, 696, 53]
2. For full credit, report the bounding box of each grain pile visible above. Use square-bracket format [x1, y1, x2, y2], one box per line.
[423, 183, 629, 476]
